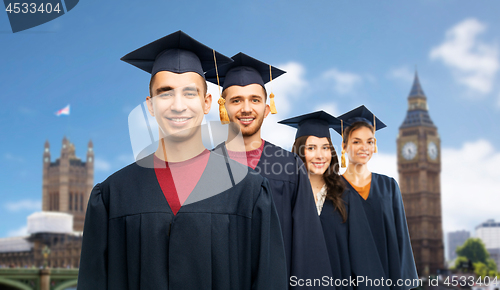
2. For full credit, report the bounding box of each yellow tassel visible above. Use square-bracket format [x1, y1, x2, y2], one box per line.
[340, 119, 346, 168]
[269, 92, 277, 114]
[218, 97, 230, 124]
[374, 138, 378, 153]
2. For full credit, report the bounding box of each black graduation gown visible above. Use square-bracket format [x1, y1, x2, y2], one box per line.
[214, 141, 333, 289]
[320, 173, 418, 290]
[77, 152, 287, 290]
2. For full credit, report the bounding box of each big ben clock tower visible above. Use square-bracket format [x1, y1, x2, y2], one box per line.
[397, 72, 444, 276]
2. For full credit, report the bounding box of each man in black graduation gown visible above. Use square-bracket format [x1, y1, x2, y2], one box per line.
[77, 31, 287, 290]
[206, 53, 333, 289]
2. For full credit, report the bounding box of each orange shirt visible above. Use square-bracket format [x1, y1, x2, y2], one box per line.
[343, 174, 371, 200]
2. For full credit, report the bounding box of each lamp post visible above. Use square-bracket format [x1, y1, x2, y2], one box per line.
[42, 245, 51, 269]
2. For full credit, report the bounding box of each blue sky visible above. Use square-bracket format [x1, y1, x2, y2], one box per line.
[1, 1, 500, 258]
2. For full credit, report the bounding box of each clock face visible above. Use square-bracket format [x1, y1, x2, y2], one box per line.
[428, 142, 438, 160]
[44, 157, 49, 163]
[402, 141, 417, 160]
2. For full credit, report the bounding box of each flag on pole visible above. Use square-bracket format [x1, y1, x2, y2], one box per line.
[56, 105, 70, 116]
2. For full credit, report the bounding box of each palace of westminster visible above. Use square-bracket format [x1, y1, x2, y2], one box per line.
[0, 73, 445, 276]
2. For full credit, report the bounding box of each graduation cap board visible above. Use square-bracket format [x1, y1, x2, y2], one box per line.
[278, 111, 341, 140]
[205, 52, 286, 91]
[205, 52, 286, 121]
[333, 105, 386, 135]
[121, 30, 233, 78]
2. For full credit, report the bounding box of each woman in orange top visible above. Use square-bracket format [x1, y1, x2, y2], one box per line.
[334, 105, 418, 289]
[281, 106, 419, 289]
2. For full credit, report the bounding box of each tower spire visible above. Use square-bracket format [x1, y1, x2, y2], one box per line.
[408, 71, 426, 98]
[400, 71, 435, 129]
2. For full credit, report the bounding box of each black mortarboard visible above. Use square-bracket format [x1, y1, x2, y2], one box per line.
[205, 52, 286, 119]
[278, 111, 341, 140]
[333, 105, 386, 135]
[120, 30, 233, 78]
[205, 52, 286, 91]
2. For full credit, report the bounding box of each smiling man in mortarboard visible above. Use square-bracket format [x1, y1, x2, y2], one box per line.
[77, 32, 287, 290]
[207, 53, 333, 289]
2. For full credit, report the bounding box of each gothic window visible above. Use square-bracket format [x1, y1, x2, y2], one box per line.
[80, 194, 84, 211]
[413, 176, 419, 192]
[69, 193, 73, 211]
[74, 193, 78, 213]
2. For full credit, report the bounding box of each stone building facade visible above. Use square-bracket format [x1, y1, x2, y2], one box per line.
[42, 137, 94, 232]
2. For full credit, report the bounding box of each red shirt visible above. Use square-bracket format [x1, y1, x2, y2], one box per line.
[153, 149, 210, 215]
[225, 139, 265, 170]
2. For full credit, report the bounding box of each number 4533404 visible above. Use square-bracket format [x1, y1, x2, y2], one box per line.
[444, 276, 498, 287]
[6, 3, 61, 14]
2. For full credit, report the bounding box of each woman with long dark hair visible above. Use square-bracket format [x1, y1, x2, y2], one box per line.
[281, 106, 418, 289]
[280, 111, 350, 288]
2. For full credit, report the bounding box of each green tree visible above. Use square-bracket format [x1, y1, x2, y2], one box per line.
[452, 256, 469, 270]
[456, 238, 489, 264]
[453, 238, 499, 278]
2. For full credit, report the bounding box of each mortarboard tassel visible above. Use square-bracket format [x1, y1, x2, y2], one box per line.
[213, 50, 230, 124]
[341, 120, 346, 168]
[269, 65, 277, 114]
[373, 115, 378, 153]
[218, 98, 230, 124]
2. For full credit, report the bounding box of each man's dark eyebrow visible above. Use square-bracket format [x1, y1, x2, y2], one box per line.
[228, 95, 243, 101]
[155, 86, 175, 96]
[228, 95, 264, 101]
[182, 86, 198, 92]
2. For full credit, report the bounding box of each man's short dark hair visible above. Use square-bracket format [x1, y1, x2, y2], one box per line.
[149, 73, 208, 97]
[221, 85, 267, 100]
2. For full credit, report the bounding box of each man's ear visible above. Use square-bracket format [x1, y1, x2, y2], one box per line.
[203, 93, 212, 114]
[263, 104, 271, 118]
[146, 96, 154, 116]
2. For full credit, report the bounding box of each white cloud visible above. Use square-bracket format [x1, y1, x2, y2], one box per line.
[441, 139, 500, 234]
[387, 66, 415, 83]
[4, 153, 25, 163]
[430, 18, 499, 94]
[321, 68, 363, 95]
[260, 114, 297, 151]
[7, 226, 28, 237]
[313, 102, 340, 116]
[4, 199, 41, 212]
[94, 157, 111, 172]
[265, 62, 308, 116]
